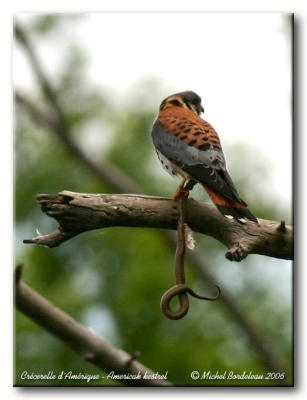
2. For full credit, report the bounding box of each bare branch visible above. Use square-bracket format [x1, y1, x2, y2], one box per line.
[15, 273, 172, 386]
[15, 92, 140, 195]
[15, 96, 289, 380]
[24, 191, 293, 261]
[15, 20, 290, 377]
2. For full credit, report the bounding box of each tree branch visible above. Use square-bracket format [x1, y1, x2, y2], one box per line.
[24, 191, 293, 261]
[15, 19, 290, 377]
[14, 92, 140, 195]
[14, 267, 172, 387]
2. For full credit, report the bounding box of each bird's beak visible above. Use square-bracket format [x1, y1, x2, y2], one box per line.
[198, 105, 204, 115]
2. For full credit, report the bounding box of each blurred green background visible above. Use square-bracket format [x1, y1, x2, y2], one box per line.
[14, 15, 292, 386]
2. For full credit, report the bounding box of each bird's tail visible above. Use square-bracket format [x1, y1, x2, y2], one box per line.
[203, 185, 258, 223]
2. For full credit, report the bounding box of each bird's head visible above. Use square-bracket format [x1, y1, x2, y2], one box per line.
[159, 91, 204, 115]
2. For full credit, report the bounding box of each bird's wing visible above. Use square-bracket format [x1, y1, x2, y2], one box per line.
[152, 119, 246, 206]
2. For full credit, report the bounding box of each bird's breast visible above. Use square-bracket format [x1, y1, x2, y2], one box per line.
[156, 150, 190, 179]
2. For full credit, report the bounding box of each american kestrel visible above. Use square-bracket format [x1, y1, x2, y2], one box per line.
[151, 91, 258, 223]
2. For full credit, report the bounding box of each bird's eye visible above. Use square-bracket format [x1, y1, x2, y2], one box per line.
[169, 99, 182, 106]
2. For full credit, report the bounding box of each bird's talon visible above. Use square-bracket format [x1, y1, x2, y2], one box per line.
[172, 189, 189, 201]
[152, 91, 258, 223]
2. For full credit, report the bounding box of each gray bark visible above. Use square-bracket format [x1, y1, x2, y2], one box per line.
[15, 270, 172, 387]
[24, 190, 293, 261]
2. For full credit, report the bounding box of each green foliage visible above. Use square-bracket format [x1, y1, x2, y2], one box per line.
[28, 15, 83, 36]
[14, 16, 292, 387]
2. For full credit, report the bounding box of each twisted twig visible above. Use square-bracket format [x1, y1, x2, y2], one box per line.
[15, 20, 291, 374]
[161, 182, 220, 320]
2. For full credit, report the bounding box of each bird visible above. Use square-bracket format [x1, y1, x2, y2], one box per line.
[151, 91, 258, 223]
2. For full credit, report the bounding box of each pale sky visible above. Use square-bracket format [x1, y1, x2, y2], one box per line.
[14, 13, 292, 212]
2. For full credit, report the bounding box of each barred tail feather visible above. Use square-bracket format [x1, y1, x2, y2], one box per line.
[203, 185, 258, 223]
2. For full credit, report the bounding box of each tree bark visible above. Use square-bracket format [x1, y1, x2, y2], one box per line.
[15, 20, 292, 379]
[15, 269, 172, 387]
[24, 190, 293, 261]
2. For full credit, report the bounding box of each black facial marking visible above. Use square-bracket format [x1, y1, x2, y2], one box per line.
[161, 91, 203, 113]
[159, 99, 166, 110]
[169, 99, 182, 106]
